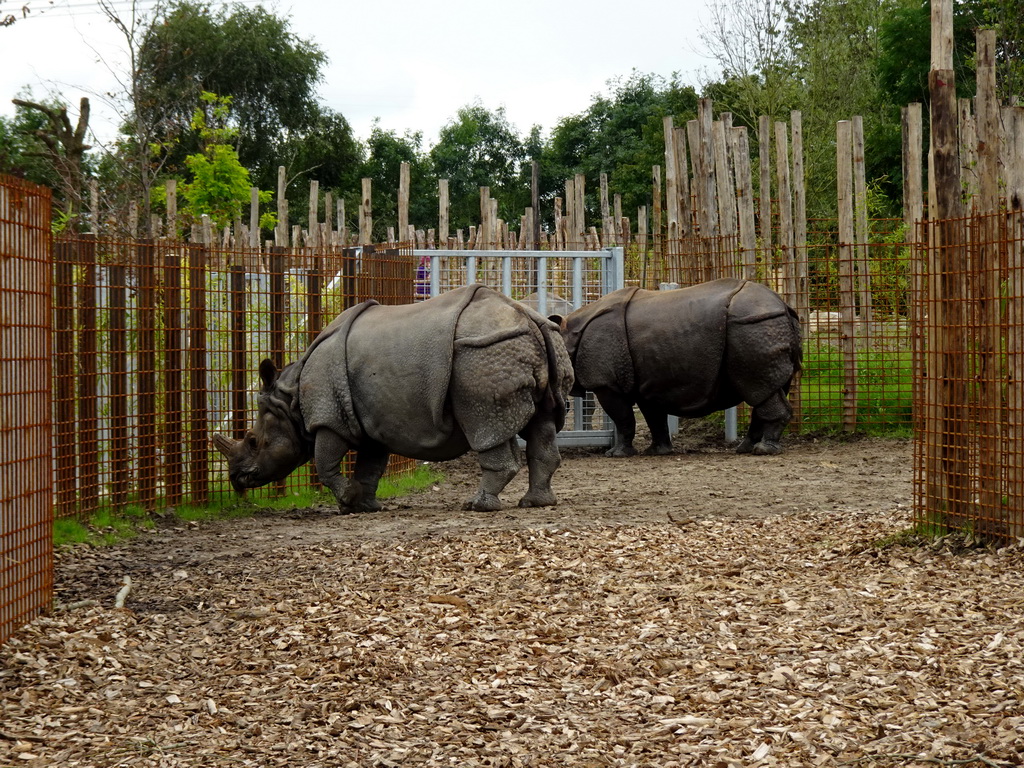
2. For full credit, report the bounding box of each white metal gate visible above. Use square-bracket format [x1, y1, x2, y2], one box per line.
[414, 248, 625, 448]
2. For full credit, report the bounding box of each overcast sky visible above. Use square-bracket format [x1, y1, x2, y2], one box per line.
[1, 0, 717, 150]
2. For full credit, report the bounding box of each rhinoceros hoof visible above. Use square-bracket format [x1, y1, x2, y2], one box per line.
[735, 438, 756, 454]
[605, 445, 637, 458]
[518, 490, 557, 508]
[644, 443, 674, 456]
[751, 441, 783, 456]
[464, 492, 503, 512]
[339, 498, 382, 515]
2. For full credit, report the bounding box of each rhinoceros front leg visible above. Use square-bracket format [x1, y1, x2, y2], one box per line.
[314, 429, 384, 514]
[518, 414, 561, 508]
[465, 439, 520, 511]
[314, 429, 352, 511]
[594, 388, 637, 457]
[349, 443, 388, 512]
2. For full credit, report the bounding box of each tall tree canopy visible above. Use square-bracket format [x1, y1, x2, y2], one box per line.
[543, 72, 700, 230]
[136, 0, 327, 185]
[429, 104, 529, 232]
[356, 124, 432, 241]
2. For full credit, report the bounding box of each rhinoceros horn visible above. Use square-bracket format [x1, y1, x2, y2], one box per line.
[212, 433, 238, 457]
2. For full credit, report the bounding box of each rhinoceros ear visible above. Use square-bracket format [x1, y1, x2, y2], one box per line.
[548, 314, 564, 328]
[258, 358, 279, 392]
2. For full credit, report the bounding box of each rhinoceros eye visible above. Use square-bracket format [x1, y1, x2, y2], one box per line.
[244, 433, 258, 450]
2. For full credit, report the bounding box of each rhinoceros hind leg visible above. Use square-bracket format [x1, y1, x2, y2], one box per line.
[638, 398, 673, 455]
[466, 440, 520, 511]
[518, 416, 560, 508]
[738, 390, 791, 456]
[596, 389, 638, 457]
[751, 440, 783, 456]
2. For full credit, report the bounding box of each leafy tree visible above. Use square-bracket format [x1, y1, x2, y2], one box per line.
[136, 1, 326, 185]
[697, 0, 799, 127]
[982, 0, 1024, 101]
[875, 0, 983, 109]
[350, 123, 432, 241]
[276, 105, 365, 232]
[782, 0, 904, 216]
[177, 92, 272, 230]
[1, 94, 93, 227]
[543, 72, 699, 231]
[0, 101, 59, 186]
[429, 103, 528, 232]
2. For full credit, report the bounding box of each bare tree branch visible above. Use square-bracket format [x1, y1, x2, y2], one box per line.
[11, 96, 92, 222]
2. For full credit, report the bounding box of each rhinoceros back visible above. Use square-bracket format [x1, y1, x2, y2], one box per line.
[298, 285, 569, 459]
[299, 286, 480, 457]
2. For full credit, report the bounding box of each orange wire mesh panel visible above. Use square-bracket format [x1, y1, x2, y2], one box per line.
[50, 237, 416, 519]
[914, 211, 1024, 543]
[0, 175, 53, 645]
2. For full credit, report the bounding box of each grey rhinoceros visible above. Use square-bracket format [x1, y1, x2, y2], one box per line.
[213, 284, 574, 513]
[555, 278, 802, 457]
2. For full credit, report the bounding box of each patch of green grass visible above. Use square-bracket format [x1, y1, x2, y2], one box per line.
[52, 465, 445, 548]
[798, 345, 913, 435]
[377, 465, 444, 499]
[53, 516, 90, 546]
[54, 504, 156, 547]
[872, 527, 927, 549]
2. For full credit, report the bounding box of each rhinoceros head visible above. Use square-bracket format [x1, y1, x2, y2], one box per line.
[213, 359, 312, 491]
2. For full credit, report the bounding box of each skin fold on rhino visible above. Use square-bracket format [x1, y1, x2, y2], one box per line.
[213, 284, 574, 513]
[556, 278, 802, 458]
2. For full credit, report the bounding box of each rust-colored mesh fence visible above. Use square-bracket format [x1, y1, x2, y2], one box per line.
[914, 211, 1024, 542]
[639, 220, 912, 436]
[51, 238, 416, 521]
[0, 176, 53, 645]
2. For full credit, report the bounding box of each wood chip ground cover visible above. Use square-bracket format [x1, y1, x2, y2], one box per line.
[2, 438, 1023, 766]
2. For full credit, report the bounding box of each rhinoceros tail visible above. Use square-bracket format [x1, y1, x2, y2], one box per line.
[536, 318, 571, 432]
[787, 304, 804, 375]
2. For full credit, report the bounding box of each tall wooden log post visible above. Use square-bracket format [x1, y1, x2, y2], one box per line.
[574, 173, 586, 250]
[675, 126, 691, 237]
[664, 116, 681, 245]
[791, 111, 808, 328]
[732, 127, 758, 283]
[276, 166, 288, 247]
[398, 162, 410, 244]
[758, 116, 773, 282]
[852, 116, 873, 327]
[531, 161, 541, 250]
[774, 121, 795, 304]
[713, 119, 737, 280]
[903, 103, 926, 433]
[652, 165, 663, 277]
[1006, 106, 1024, 536]
[359, 178, 372, 245]
[927, 0, 969, 526]
[600, 173, 614, 246]
[975, 29, 1003, 530]
[439, 179, 450, 248]
[836, 121, 859, 432]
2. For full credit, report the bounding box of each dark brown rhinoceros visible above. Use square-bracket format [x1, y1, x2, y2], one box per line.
[214, 284, 573, 513]
[556, 278, 802, 457]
